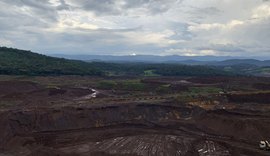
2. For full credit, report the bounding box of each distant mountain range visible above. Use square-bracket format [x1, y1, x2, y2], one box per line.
[1, 47, 270, 77]
[173, 59, 270, 67]
[49, 54, 270, 77]
[51, 54, 270, 67]
[0, 47, 233, 77]
[51, 54, 245, 62]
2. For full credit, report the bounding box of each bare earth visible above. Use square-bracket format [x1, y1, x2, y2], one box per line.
[0, 76, 270, 156]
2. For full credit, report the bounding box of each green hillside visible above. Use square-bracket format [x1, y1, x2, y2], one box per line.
[0, 47, 102, 75]
[88, 62, 234, 76]
[0, 47, 234, 76]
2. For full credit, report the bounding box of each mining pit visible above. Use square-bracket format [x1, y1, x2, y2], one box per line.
[0, 76, 270, 156]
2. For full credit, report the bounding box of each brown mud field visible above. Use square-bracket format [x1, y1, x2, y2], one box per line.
[0, 76, 270, 156]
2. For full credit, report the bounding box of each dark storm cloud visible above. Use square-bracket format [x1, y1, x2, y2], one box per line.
[0, 2, 54, 31]
[1, 0, 52, 10]
[68, 0, 179, 15]
[57, 0, 70, 10]
[124, 0, 181, 14]
[0, 0, 73, 22]
[187, 6, 222, 16]
[69, 0, 122, 15]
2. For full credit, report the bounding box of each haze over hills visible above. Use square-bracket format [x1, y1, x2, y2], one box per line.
[174, 59, 270, 67]
[51, 54, 247, 62]
[2, 46, 270, 77]
[51, 54, 270, 66]
[50, 53, 270, 77]
[0, 47, 233, 77]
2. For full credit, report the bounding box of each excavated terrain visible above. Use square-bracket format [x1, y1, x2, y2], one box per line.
[0, 76, 270, 156]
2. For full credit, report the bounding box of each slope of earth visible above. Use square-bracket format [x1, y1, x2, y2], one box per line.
[0, 76, 270, 156]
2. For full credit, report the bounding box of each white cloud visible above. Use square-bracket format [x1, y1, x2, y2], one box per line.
[252, 4, 270, 19]
[0, 0, 270, 57]
[0, 38, 13, 46]
[188, 20, 244, 31]
[122, 30, 182, 47]
[165, 48, 218, 56]
[47, 11, 100, 32]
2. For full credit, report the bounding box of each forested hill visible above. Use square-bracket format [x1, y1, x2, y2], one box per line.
[0, 47, 233, 76]
[89, 62, 234, 76]
[0, 47, 102, 75]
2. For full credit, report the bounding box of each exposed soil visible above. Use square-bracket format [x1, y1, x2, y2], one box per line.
[227, 92, 270, 103]
[0, 76, 270, 156]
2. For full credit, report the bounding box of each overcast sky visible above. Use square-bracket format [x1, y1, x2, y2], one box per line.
[0, 0, 270, 56]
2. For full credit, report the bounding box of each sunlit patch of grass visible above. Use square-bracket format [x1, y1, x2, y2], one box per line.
[144, 70, 160, 77]
[173, 87, 224, 103]
[97, 80, 117, 89]
[118, 79, 145, 91]
[156, 84, 171, 93]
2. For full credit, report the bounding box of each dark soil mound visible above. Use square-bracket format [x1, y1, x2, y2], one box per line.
[0, 81, 40, 95]
[227, 92, 270, 103]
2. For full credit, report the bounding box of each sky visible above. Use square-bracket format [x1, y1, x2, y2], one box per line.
[0, 0, 270, 57]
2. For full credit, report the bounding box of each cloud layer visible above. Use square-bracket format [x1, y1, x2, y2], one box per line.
[0, 0, 270, 57]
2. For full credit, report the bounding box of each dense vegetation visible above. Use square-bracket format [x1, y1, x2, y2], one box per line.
[0, 47, 102, 75]
[0, 47, 233, 76]
[217, 64, 270, 76]
[89, 62, 233, 76]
